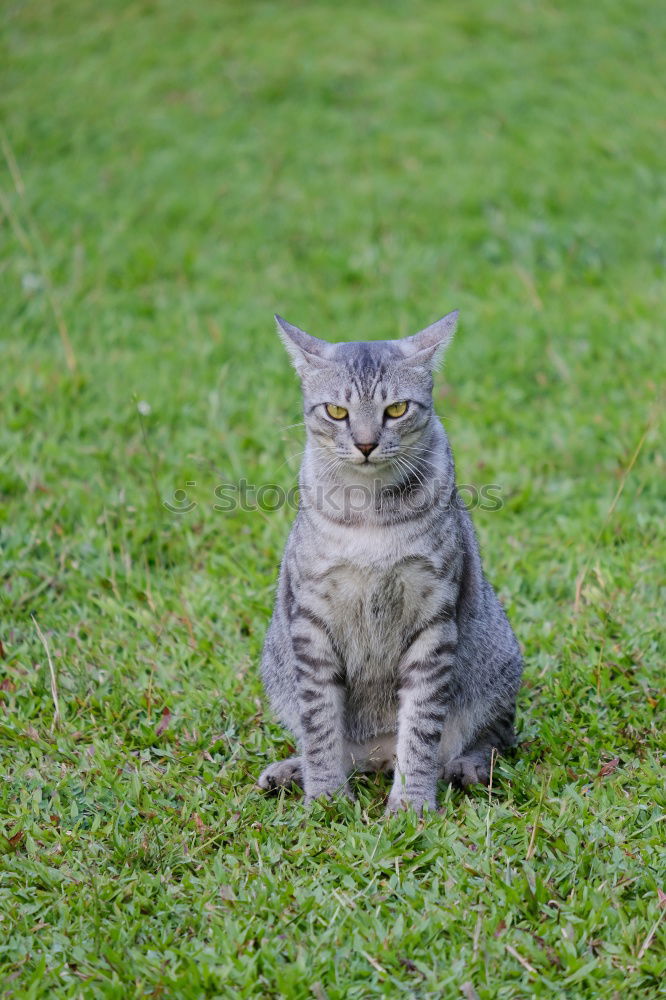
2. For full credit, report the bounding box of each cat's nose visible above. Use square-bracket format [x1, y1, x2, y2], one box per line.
[356, 442, 378, 457]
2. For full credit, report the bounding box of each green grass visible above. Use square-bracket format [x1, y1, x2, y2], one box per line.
[1, 0, 665, 996]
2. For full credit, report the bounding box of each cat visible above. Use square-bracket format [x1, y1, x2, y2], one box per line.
[259, 310, 522, 813]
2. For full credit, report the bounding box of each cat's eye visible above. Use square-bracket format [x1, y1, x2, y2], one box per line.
[385, 401, 408, 418]
[325, 403, 348, 420]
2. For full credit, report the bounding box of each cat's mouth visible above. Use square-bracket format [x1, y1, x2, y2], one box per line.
[348, 454, 387, 469]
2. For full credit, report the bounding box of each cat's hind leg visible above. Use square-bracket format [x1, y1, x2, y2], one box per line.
[257, 757, 303, 792]
[442, 747, 493, 788]
[440, 707, 516, 788]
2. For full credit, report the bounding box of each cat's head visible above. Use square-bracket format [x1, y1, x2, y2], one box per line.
[276, 311, 458, 474]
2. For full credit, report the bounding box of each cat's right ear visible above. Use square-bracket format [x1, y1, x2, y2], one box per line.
[274, 314, 333, 373]
[399, 310, 459, 370]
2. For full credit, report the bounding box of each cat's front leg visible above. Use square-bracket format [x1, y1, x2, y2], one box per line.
[291, 621, 352, 804]
[387, 617, 458, 814]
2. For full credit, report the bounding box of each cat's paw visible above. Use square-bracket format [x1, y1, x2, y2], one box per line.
[257, 757, 303, 793]
[442, 754, 491, 789]
[385, 788, 437, 816]
[304, 776, 355, 805]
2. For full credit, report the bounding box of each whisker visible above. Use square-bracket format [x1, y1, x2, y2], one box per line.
[391, 456, 421, 490]
[395, 453, 426, 489]
[278, 420, 306, 433]
[273, 442, 332, 475]
[273, 450, 306, 473]
[408, 448, 439, 471]
[317, 455, 345, 481]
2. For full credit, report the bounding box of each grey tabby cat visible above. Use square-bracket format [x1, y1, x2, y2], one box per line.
[259, 310, 522, 813]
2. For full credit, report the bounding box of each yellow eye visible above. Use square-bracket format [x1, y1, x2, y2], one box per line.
[325, 403, 348, 420]
[385, 401, 408, 418]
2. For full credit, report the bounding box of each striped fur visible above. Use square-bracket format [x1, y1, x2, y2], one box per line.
[259, 312, 522, 812]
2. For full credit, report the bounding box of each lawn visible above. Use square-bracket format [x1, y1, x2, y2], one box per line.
[1, 0, 664, 996]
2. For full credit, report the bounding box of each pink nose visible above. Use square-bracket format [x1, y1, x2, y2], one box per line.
[356, 442, 378, 457]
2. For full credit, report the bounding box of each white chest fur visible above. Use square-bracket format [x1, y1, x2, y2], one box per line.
[321, 557, 442, 679]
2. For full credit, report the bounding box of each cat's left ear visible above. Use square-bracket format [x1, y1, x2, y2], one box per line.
[399, 310, 459, 370]
[274, 314, 334, 374]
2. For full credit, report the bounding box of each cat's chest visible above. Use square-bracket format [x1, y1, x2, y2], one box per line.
[323, 558, 442, 676]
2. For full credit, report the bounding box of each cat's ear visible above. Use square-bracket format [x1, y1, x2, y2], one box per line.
[399, 310, 459, 370]
[274, 314, 333, 373]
